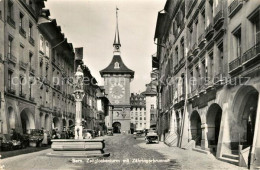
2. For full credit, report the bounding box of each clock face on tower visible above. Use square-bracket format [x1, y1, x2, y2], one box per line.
[109, 83, 125, 100]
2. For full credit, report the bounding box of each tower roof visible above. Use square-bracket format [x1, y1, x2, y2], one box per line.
[113, 7, 121, 47]
[100, 7, 134, 78]
[100, 55, 134, 78]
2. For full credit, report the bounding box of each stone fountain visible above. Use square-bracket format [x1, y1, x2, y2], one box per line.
[47, 66, 109, 157]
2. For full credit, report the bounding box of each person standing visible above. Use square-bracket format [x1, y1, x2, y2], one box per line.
[42, 130, 48, 146]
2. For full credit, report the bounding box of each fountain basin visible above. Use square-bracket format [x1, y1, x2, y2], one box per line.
[51, 139, 105, 151]
[47, 139, 110, 157]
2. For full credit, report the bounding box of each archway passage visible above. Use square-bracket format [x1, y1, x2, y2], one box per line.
[206, 103, 222, 148]
[112, 122, 121, 133]
[232, 86, 259, 147]
[53, 117, 60, 131]
[20, 109, 35, 134]
[190, 111, 202, 146]
[8, 107, 16, 130]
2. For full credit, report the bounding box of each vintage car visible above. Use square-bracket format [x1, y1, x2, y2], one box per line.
[0, 134, 14, 151]
[29, 129, 44, 147]
[0, 133, 30, 151]
[145, 132, 159, 144]
[107, 127, 113, 136]
[133, 130, 144, 139]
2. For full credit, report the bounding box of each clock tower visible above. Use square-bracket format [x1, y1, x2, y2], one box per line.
[100, 8, 134, 134]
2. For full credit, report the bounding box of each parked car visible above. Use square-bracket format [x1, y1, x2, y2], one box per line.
[133, 130, 144, 139]
[0, 134, 13, 151]
[145, 132, 159, 144]
[29, 129, 44, 147]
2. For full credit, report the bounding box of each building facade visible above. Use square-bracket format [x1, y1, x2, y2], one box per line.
[100, 10, 134, 134]
[38, 10, 75, 132]
[154, 0, 260, 168]
[96, 86, 110, 135]
[130, 93, 146, 130]
[2, 0, 78, 135]
[0, 0, 5, 134]
[3, 0, 45, 134]
[142, 82, 157, 130]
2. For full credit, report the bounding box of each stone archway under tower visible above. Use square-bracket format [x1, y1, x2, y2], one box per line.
[112, 122, 121, 133]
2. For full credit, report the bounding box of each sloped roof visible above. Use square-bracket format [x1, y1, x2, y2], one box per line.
[100, 55, 134, 78]
[142, 83, 157, 96]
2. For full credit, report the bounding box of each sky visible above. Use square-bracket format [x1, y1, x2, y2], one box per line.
[45, 0, 166, 93]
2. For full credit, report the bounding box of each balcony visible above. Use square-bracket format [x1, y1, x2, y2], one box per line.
[7, 16, 16, 29]
[198, 32, 206, 48]
[7, 54, 17, 64]
[54, 84, 61, 91]
[29, 67, 35, 75]
[19, 27, 26, 38]
[179, 57, 185, 65]
[213, 10, 224, 30]
[44, 79, 51, 86]
[7, 88, 16, 95]
[214, 73, 224, 86]
[19, 61, 28, 70]
[29, 36, 35, 46]
[19, 93, 26, 98]
[192, 42, 199, 55]
[205, 23, 214, 40]
[229, 56, 242, 75]
[242, 43, 260, 67]
[39, 56, 43, 65]
[187, 49, 194, 61]
[198, 82, 206, 94]
[228, 0, 243, 18]
[46, 61, 49, 69]
[191, 88, 199, 98]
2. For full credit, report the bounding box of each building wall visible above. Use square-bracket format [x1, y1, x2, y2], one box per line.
[0, 0, 5, 133]
[154, 0, 260, 167]
[2, 0, 76, 135]
[145, 95, 156, 129]
[3, 0, 41, 134]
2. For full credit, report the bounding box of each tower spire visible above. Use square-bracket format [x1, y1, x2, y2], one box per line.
[113, 7, 121, 54]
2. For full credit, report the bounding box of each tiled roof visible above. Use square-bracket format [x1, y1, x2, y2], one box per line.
[100, 55, 134, 78]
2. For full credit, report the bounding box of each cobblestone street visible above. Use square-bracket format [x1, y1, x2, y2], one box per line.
[0, 134, 247, 170]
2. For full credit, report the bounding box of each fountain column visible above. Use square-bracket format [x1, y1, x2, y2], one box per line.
[73, 65, 85, 140]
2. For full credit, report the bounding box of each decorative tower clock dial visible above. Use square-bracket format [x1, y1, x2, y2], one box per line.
[109, 83, 125, 99]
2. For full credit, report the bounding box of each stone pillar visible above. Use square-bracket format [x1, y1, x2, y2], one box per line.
[213, 44, 219, 77]
[170, 110, 175, 134]
[201, 123, 208, 150]
[250, 95, 260, 168]
[75, 100, 83, 139]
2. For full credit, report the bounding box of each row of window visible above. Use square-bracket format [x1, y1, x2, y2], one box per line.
[8, 1, 34, 37]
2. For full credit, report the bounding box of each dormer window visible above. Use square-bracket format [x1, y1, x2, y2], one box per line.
[114, 62, 120, 69]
